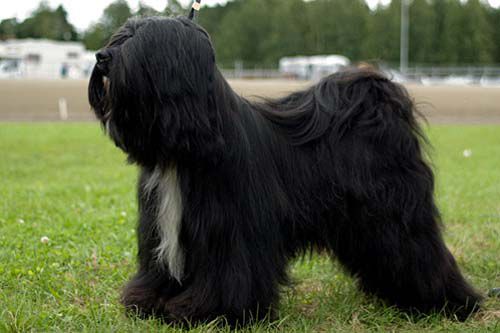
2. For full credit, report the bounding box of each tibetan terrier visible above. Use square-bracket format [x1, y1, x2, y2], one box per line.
[88, 15, 482, 326]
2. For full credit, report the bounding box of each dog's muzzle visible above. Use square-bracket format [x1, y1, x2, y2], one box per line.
[95, 50, 112, 75]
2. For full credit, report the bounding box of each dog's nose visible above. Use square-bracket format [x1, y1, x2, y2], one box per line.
[95, 50, 112, 74]
[96, 50, 111, 64]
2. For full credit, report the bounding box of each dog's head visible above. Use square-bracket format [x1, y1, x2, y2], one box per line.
[88, 17, 220, 166]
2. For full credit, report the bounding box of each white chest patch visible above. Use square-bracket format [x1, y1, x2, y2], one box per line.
[144, 167, 184, 283]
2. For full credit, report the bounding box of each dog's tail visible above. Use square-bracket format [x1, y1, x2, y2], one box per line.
[259, 68, 425, 148]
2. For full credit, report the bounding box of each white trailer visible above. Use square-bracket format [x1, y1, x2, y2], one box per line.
[279, 55, 350, 80]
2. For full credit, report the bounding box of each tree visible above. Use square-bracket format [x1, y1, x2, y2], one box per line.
[408, 0, 435, 65]
[458, 0, 494, 64]
[0, 18, 18, 40]
[137, 2, 161, 18]
[263, 0, 310, 61]
[431, 0, 462, 64]
[100, 0, 132, 38]
[83, 24, 107, 51]
[77, 0, 497, 65]
[197, 1, 246, 67]
[212, 0, 275, 67]
[490, 6, 500, 63]
[364, 0, 401, 65]
[16, 2, 78, 41]
[83, 0, 132, 50]
[306, 0, 370, 61]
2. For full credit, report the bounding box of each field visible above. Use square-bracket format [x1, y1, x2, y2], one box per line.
[0, 80, 499, 332]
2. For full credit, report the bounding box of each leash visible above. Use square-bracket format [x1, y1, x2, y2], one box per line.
[188, 0, 202, 20]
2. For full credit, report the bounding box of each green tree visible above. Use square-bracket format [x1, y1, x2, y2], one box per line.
[100, 0, 132, 38]
[262, 0, 310, 62]
[16, 2, 77, 41]
[197, 1, 246, 67]
[137, 2, 161, 18]
[430, 0, 462, 64]
[491, 6, 500, 62]
[83, 24, 107, 51]
[213, 0, 275, 67]
[408, 0, 435, 64]
[78, 0, 500, 65]
[83, 0, 132, 50]
[0, 18, 18, 40]
[364, 0, 400, 64]
[458, 0, 494, 64]
[307, 0, 370, 61]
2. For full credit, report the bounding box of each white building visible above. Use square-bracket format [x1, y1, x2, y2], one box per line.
[279, 55, 350, 80]
[0, 39, 95, 79]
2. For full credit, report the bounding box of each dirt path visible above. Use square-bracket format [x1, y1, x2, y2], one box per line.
[0, 79, 499, 123]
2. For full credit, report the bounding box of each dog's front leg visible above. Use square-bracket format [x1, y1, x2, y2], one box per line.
[160, 257, 280, 326]
[121, 169, 184, 318]
[159, 216, 286, 326]
[121, 269, 182, 318]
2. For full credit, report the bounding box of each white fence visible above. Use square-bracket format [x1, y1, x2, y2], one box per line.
[403, 67, 500, 86]
[221, 65, 500, 86]
[220, 68, 283, 79]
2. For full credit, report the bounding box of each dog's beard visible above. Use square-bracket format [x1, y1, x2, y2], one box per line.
[102, 111, 127, 152]
[88, 66, 108, 120]
[88, 68, 127, 151]
[103, 77, 110, 95]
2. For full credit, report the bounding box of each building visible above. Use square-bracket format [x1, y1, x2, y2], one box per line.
[0, 39, 95, 79]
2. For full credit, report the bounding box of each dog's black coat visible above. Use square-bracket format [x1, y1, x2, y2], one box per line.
[88, 16, 482, 325]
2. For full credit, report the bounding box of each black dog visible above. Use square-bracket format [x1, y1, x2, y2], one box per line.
[88, 16, 482, 326]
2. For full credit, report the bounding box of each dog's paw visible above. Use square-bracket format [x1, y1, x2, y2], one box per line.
[121, 284, 160, 318]
[162, 295, 196, 322]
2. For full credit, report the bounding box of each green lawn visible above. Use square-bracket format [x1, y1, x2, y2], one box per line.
[0, 124, 499, 332]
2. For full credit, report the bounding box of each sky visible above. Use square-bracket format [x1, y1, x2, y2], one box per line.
[1, 0, 500, 32]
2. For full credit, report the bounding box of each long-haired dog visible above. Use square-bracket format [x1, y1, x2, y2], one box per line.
[88, 16, 482, 326]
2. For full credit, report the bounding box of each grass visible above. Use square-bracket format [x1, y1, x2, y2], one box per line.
[0, 123, 498, 332]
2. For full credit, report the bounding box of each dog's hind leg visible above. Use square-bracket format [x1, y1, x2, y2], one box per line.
[331, 199, 482, 320]
[320, 74, 483, 319]
[327, 137, 482, 320]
